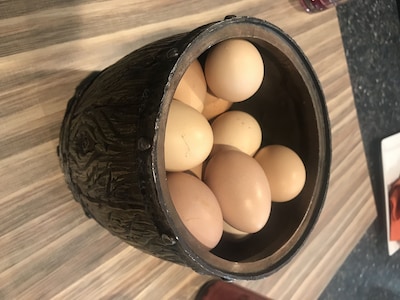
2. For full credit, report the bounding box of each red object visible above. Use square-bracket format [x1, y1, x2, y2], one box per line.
[389, 177, 400, 241]
[195, 280, 272, 300]
[298, 0, 348, 13]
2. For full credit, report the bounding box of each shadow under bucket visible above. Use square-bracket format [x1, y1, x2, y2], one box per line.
[58, 16, 331, 280]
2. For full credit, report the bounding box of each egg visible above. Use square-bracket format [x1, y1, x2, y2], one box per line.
[223, 221, 249, 239]
[187, 163, 203, 179]
[202, 91, 232, 120]
[255, 145, 306, 202]
[211, 111, 262, 156]
[165, 100, 213, 172]
[210, 144, 241, 157]
[204, 149, 271, 233]
[167, 172, 223, 249]
[204, 39, 264, 102]
[173, 59, 207, 112]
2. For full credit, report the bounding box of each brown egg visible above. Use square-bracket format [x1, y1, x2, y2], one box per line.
[204, 149, 271, 233]
[164, 100, 213, 172]
[167, 172, 223, 249]
[211, 111, 262, 156]
[202, 91, 232, 120]
[173, 59, 207, 112]
[223, 221, 249, 240]
[210, 144, 241, 157]
[204, 39, 264, 102]
[186, 163, 203, 180]
[255, 145, 306, 202]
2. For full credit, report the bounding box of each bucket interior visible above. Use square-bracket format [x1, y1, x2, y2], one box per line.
[157, 19, 329, 277]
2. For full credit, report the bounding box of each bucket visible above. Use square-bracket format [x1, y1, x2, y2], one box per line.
[58, 16, 331, 280]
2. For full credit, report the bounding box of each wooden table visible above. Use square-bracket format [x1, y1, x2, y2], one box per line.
[0, 1, 377, 299]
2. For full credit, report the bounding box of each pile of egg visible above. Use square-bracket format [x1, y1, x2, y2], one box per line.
[165, 39, 306, 249]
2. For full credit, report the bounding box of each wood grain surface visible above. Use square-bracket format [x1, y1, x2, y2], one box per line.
[0, 1, 376, 299]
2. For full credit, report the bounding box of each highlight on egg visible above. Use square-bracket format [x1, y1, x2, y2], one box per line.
[255, 145, 306, 202]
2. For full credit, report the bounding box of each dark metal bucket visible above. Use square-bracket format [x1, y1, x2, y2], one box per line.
[58, 16, 331, 280]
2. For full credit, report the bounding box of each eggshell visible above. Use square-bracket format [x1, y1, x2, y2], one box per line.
[202, 91, 232, 120]
[173, 59, 207, 112]
[223, 221, 249, 239]
[164, 100, 213, 172]
[204, 39, 264, 102]
[204, 149, 272, 233]
[210, 144, 241, 157]
[255, 145, 306, 202]
[167, 172, 223, 249]
[186, 163, 203, 180]
[211, 111, 262, 156]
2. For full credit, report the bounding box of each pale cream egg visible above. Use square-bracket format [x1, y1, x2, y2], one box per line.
[211, 110, 262, 156]
[173, 59, 207, 112]
[202, 91, 232, 120]
[204, 39, 264, 102]
[164, 100, 213, 172]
